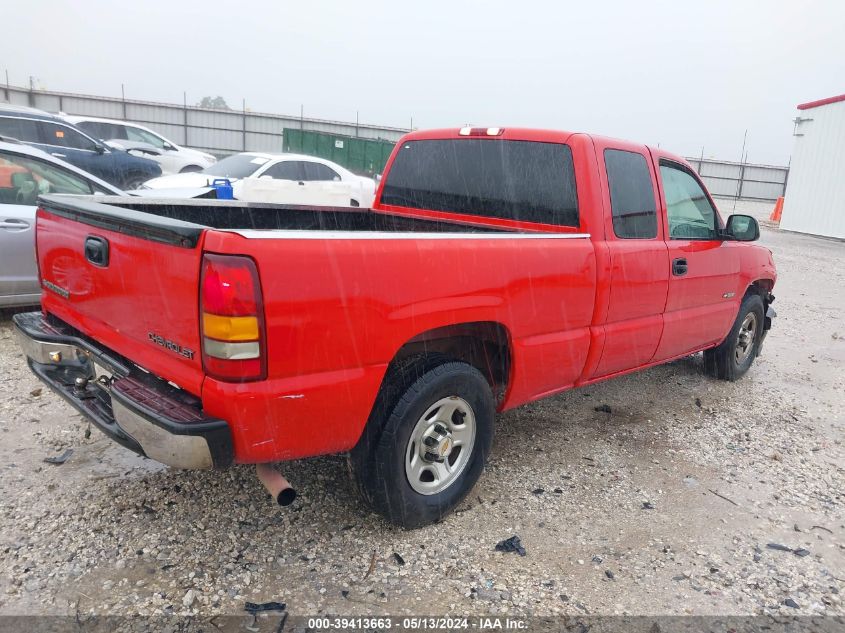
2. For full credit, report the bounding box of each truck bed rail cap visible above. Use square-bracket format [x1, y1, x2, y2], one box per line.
[37, 194, 206, 248]
[222, 230, 591, 240]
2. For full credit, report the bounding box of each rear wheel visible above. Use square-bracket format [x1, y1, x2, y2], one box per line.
[704, 293, 765, 381]
[349, 358, 494, 528]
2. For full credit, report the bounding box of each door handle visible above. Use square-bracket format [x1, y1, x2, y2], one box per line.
[51, 152, 67, 158]
[672, 257, 688, 276]
[84, 235, 110, 267]
[0, 218, 30, 230]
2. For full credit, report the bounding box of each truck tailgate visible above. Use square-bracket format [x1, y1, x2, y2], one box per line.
[35, 198, 207, 396]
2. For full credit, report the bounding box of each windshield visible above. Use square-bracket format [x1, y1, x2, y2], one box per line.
[126, 126, 167, 149]
[201, 154, 268, 178]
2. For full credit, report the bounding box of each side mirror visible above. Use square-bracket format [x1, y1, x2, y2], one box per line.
[163, 142, 175, 151]
[94, 143, 106, 154]
[723, 214, 759, 241]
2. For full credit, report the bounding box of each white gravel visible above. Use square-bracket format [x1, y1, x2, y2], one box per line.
[0, 205, 842, 618]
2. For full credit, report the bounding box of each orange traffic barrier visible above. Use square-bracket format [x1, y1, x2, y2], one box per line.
[769, 197, 784, 223]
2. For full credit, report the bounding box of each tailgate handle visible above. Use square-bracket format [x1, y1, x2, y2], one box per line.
[85, 236, 110, 267]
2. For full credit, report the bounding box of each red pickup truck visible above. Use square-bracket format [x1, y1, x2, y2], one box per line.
[14, 127, 776, 527]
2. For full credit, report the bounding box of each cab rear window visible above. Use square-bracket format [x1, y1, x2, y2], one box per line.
[380, 139, 578, 227]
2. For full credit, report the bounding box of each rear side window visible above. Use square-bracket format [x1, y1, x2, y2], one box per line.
[380, 139, 579, 227]
[263, 161, 303, 181]
[0, 116, 41, 143]
[79, 121, 126, 141]
[604, 149, 657, 239]
[303, 162, 340, 181]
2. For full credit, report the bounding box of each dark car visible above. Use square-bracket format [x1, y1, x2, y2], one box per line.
[0, 104, 160, 189]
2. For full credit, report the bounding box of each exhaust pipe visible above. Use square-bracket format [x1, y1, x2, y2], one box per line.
[256, 463, 297, 506]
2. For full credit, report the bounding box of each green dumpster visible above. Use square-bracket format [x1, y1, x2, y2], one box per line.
[282, 129, 396, 178]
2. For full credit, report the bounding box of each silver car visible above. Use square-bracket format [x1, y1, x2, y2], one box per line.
[0, 138, 122, 308]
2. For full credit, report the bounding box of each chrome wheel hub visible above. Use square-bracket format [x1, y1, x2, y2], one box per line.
[735, 312, 757, 364]
[405, 396, 476, 495]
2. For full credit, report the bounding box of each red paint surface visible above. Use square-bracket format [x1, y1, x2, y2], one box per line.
[35, 128, 777, 464]
[797, 93, 845, 110]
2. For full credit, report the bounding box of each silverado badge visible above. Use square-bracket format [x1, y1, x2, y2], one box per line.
[148, 332, 195, 360]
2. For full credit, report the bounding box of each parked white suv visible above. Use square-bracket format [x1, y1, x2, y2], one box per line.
[63, 115, 216, 175]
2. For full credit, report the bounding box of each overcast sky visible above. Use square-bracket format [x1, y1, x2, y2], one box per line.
[2, 0, 843, 165]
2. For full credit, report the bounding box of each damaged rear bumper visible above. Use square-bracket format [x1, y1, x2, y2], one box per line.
[13, 311, 233, 470]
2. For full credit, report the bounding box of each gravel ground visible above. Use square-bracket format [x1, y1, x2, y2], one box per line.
[0, 201, 843, 619]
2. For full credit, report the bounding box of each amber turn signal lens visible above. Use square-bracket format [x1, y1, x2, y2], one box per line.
[202, 313, 259, 342]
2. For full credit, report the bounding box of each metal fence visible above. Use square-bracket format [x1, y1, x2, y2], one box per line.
[685, 157, 788, 202]
[1, 83, 409, 157]
[2, 83, 789, 200]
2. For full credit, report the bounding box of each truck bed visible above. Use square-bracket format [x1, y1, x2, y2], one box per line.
[33, 193, 596, 462]
[39, 195, 512, 245]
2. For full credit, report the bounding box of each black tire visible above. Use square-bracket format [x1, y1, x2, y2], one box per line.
[180, 165, 203, 173]
[704, 293, 765, 381]
[349, 357, 494, 529]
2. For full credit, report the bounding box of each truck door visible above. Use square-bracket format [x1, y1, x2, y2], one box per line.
[650, 156, 740, 360]
[590, 143, 669, 378]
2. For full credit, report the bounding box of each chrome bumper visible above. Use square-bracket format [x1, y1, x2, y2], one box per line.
[13, 312, 233, 470]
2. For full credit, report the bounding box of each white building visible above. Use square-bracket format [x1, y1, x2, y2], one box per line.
[780, 94, 845, 239]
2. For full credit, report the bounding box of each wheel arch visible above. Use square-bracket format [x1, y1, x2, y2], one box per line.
[748, 278, 774, 295]
[387, 321, 512, 404]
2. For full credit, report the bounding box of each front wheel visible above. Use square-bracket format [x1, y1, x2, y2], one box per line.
[704, 293, 765, 381]
[349, 359, 494, 528]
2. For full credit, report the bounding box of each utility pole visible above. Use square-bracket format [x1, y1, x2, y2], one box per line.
[183, 91, 188, 146]
[733, 129, 748, 212]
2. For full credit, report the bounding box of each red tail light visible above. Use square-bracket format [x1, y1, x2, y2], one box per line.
[200, 254, 266, 382]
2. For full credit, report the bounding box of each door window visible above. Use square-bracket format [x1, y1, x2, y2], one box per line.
[604, 149, 657, 239]
[38, 122, 99, 151]
[303, 162, 340, 181]
[0, 151, 93, 204]
[660, 162, 719, 240]
[0, 116, 41, 143]
[78, 121, 126, 141]
[263, 161, 304, 181]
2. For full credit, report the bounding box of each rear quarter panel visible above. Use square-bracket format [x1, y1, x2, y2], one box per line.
[201, 230, 597, 461]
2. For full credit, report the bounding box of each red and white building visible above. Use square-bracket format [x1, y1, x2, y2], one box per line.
[780, 94, 845, 239]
